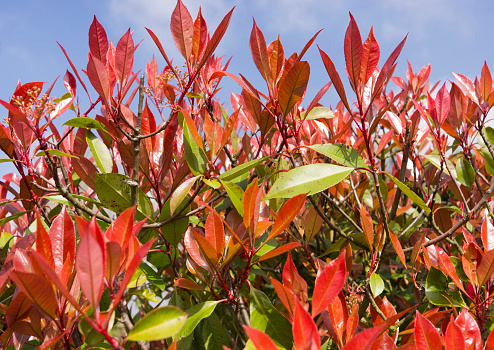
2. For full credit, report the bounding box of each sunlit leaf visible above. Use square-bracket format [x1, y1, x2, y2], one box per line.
[127, 306, 187, 341]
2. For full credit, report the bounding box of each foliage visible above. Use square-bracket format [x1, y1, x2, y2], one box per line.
[2, 1, 494, 349]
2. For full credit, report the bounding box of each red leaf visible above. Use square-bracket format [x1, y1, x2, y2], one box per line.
[435, 83, 450, 126]
[305, 81, 332, 117]
[344, 13, 363, 91]
[270, 277, 295, 316]
[319, 46, 351, 113]
[9, 271, 57, 319]
[258, 242, 301, 262]
[197, 7, 234, 70]
[205, 208, 225, 260]
[486, 329, 494, 350]
[283, 252, 308, 302]
[88, 16, 108, 63]
[71, 155, 98, 191]
[242, 88, 263, 125]
[341, 324, 386, 350]
[312, 250, 346, 317]
[0, 124, 14, 157]
[455, 310, 481, 350]
[141, 101, 157, 152]
[359, 205, 374, 251]
[0, 99, 32, 127]
[184, 228, 212, 272]
[107, 206, 136, 252]
[360, 27, 380, 86]
[75, 224, 104, 312]
[243, 326, 279, 350]
[171, 0, 194, 60]
[477, 249, 494, 286]
[105, 241, 122, 282]
[192, 8, 208, 61]
[414, 311, 444, 350]
[243, 181, 262, 234]
[268, 194, 306, 241]
[87, 53, 110, 102]
[480, 61, 493, 102]
[58, 42, 91, 100]
[268, 38, 285, 84]
[279, 61, 310, 116]
[35, 214, 54, 269]
[49, 206, 76, 280]
[297, 29, 323, 62]
[481, 216, 494, 252]
[174, 278, 204, 291]
[115, 29, 134, 85]
[146, 28, 175, 77]
[370, 35, 407, 106]
[389, 232, 407, 270]
[293, 298, 320, 350]
[453, 73, 479, 106]
[159, 114, 179, 181]
[108, 239, 155, 317]
[435, 246, 464, 292]
[180, 107, 204, 151]
[250, 20, 272, 87]
[445, 316, 465, 350]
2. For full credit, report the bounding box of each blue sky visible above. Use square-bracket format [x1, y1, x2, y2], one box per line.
[1, 0, 493, 123]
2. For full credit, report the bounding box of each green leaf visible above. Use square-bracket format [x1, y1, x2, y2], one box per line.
[63, 117, 108, 132]
[425, 267, 466, 308]
[308, 143, 367, 169]
[158, 198, 190, 247]
[139, 263, 166, 291]
[0, 211, 28, 225]
[203, 179, 221, 189]
[250, 287, 293, 350]
[369, 273, 385, 297]
[126, 306, 187, 341]
[95, 173, 153, 220]
[384, 172, 430, 215]
[484, 126, 494, 145]
[264, 163, 353, 200]
[170, 176, 201, 214]
[86, 130, 112, 173]
[0, 159, 17, 163]
[182, 118, 207, 176]
[423, 153, 457, 179]
[218, 157, 270, 181]
[201, 311, 229, 350]
[35, 149, 79, 158]
[299, 106, 335, 120]
[175, 301, 221, 339]
[0, 232, 13, 249]
[456, 157, 475, 188]
[219, 180, 244, 216]
[478, 148, 494, 176]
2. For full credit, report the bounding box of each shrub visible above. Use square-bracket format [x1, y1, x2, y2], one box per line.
[1, 1, 494, 349]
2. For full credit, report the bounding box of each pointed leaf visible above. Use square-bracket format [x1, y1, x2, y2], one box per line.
[218, 156, 270, 181]
[115, 29, 134, 85]
[279, 61, 310, 116]
[205, 208, 225, 259]
[293, 298, 319, 350]
[250, 19, 272, 86]
[309, 143, 367, 168]
[369, 273, 385, 297]
[88, 16, 108, 63]
[50, 206, 76, 277]
[341, 324, 385, 350]
[344, 13, 363, 91]
[86, 53, 110, 102]
[175, 301, 221, 339]
[312, 251, 346, 317]
[477, 249, 494, 286]
[265, 163, 353, 200]
[127, 306, 187, 341]
[360, 205, 374, 251]
[456, 157, 475, 188]
[76, 225, 104, 310]
[455, 310, 480, 350]
[268, 194, 306, 241]
[170, 0, 194, 60]
[86, 129, 112, 173]
[453, 73, 479, 105]
[243, 326, 279, 350]
[385, 172, 430, 214]
[319, 46, 351, 112]
[258, 242, 301, 262]
[170, 175, 200, 215]
[482, 216, 494, 252]
[360, 27, 380, 86]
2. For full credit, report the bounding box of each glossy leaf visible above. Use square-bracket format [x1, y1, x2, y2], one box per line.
[360, 27, 380, 86]
[75, 224, 104, 311]
[258, 242, 301, 262]
[88, 16, 108, 63]
[127, 306, 187, 341]
[455, 309, 481, 350]
[243, 326, 279, 350]
[250, 19, 272, 86]
[175, 301, 221, 339]
[370, 273, 384, 297]
[319, 46, 351, 112]
[205, 208, 225, 260]
[482, 216, 494, 252]
[218, 156, 269, 181]
[477, 249, 494, 286]
[170, 175, 200, 214]
[268, 194, 306, 241]
[385, 172, 430, 214]
[50, 206, 76, 278]
[456, 157, 475, 188]
[414, 311, 444, 350]
[344, 13, 363, 91]
[86, 129, 112, 174]
[265, 163, 353, 200]
[312, 251, 346, 317]
[170, 0, 193, 60]
[360, 205, 374, 251]
[293, 298, 319, 350]
[279, 61, 310, 116]
[341, 324, 385, 350]
[86, 53, 110, 102]
[115, 29, 134, 85]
